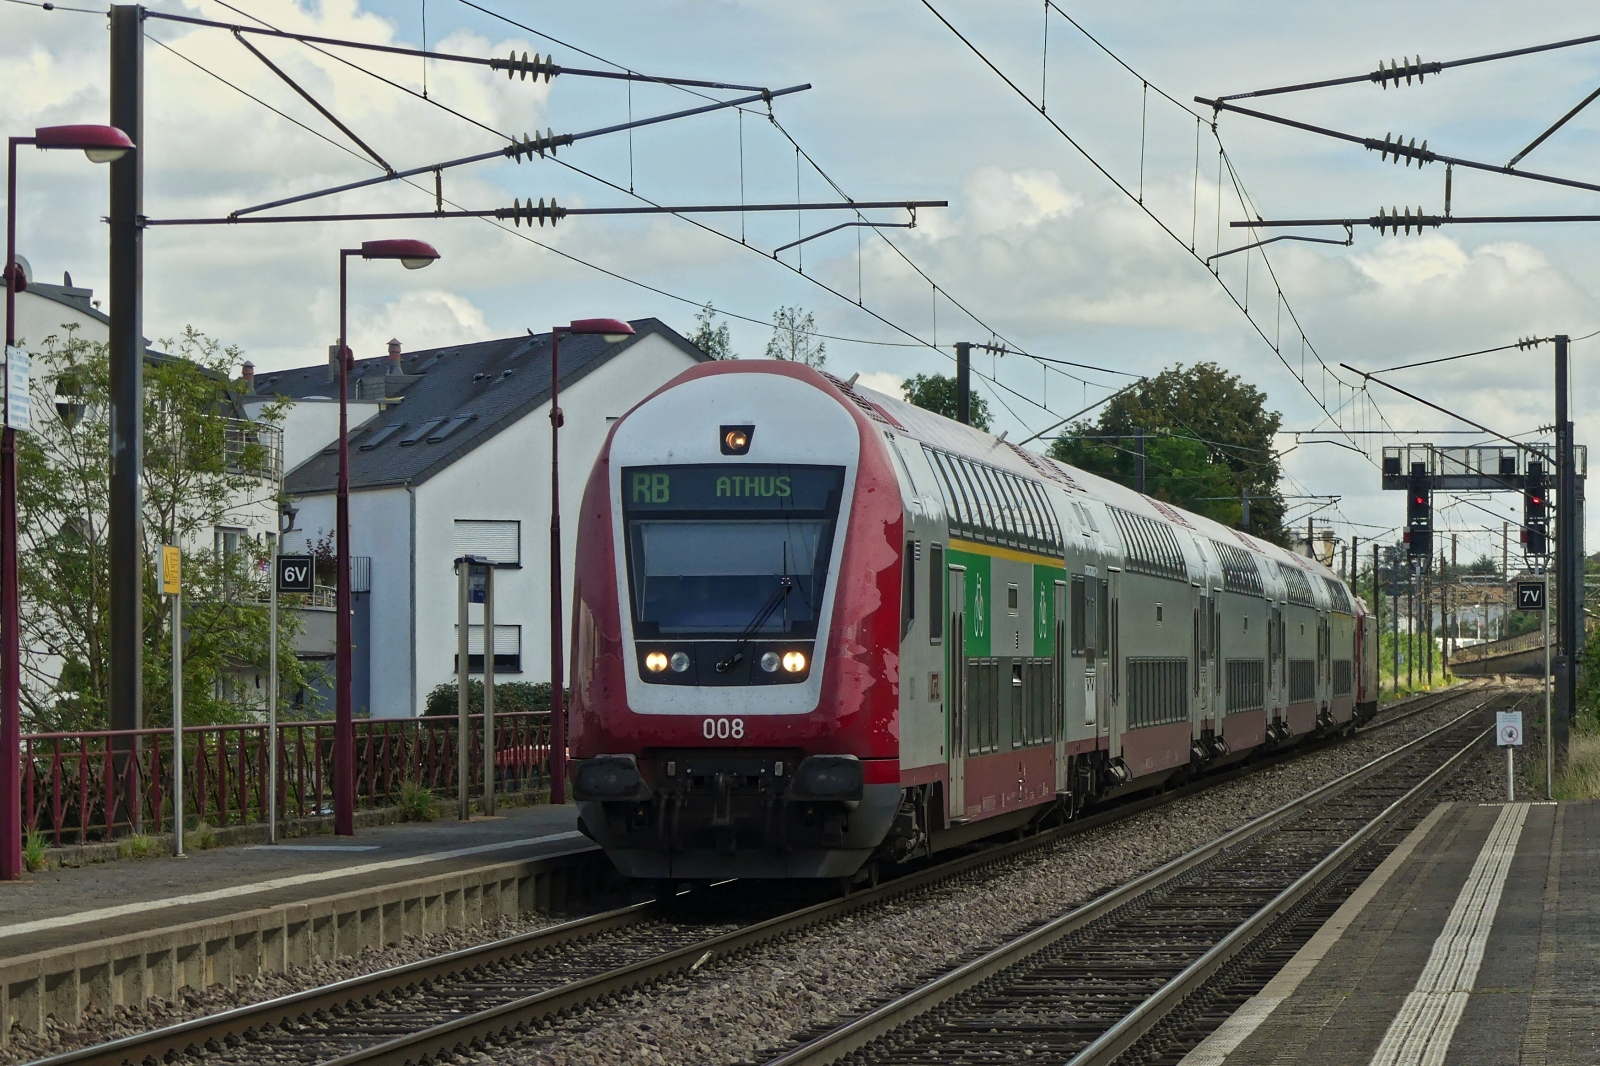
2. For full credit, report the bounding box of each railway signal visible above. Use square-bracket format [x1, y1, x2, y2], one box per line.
[1523, 462, 1549, 555]
[1404, 471, 1432, 557]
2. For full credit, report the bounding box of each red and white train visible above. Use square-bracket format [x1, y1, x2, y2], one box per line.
[569, 361, 1378, 882]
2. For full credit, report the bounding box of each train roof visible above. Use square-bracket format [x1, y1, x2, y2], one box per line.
[831, 372, 1344, 588]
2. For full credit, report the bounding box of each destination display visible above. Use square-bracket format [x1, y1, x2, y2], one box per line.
[622, 464, 844, 512]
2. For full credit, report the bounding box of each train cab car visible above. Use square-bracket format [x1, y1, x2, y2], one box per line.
[567, 362, 905, 879]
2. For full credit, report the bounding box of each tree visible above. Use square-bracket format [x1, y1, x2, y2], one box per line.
[1048, 363, 1286, 542]
[764, 305, 826, 367]
[689, 302, 735, 360]
[901, 372, 992, 431]
[17, 324, 309, 732]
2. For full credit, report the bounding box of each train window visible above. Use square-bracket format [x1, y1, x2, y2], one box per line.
[620, 463, 845, 639]
[902, 540, 916, 640]
[1007, 583, 1019, 612]
[1097, 579, 1111, 661]
[1156, 603, 1164, 625]
[931, 451, 974, 536]
[929, 545, 944, 643]
[952, 459, 992, 535]
[1070, 575, 1087, 656]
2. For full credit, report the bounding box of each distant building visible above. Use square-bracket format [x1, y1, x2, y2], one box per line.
[262, 320, 709, 718]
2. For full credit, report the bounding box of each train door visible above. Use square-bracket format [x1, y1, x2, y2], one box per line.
[1054, 579, 1069, 793]
[1083, 570, 1099, 729]
[946, 565, 967, 823]
[1195, 589, 1209, 720]
[1269, 605, 1284, 707]
[1105, 569, 1121, 745]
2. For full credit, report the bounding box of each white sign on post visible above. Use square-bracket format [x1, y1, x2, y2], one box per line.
[3, 346, 30, 432]
[1497, 710, 1524, 747]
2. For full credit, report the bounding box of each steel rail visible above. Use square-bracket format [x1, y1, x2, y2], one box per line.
[760, 695, 1496, 1066]
[31, 684, 1480, 1066]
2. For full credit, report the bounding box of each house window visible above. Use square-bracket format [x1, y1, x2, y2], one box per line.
[453, 519, 520, 566]
[453, 624, 523, 674]
[214, 526, 245, 563]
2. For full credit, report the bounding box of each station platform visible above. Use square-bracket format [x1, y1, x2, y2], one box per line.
[1184, 799, 1600, 1065]
[0, 803, 588, 960]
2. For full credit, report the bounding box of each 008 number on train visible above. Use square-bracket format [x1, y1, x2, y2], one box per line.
[702, 718, 745, 740]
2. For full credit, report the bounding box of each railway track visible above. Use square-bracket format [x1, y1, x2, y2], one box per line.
[760, 690, 1518, 1066]
[30, 684, 1489, 1066]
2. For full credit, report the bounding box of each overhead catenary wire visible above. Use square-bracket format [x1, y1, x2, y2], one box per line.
[921, 0, 1395, 465]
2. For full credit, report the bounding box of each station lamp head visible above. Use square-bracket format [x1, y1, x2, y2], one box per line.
[720, 424, 754, 455]
[359, 239, 441, 270]
[34, 124, 135, 163]
[566, 317, 636, 343]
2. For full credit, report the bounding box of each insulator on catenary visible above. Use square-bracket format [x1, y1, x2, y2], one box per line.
[1373, 132, 1430, 166]
[1370, 55, 1441, 88]
[492, 50, 556, 82]
[1372, 206, 1439, 236]
[505, 129, 571, 162]
[1517, 336, 1545, 351]
[497, 197, 565, 227]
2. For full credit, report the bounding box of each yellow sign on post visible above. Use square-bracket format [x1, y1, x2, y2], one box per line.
[160, 545, 181, 595]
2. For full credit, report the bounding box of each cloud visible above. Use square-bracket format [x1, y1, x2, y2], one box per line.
[350, 290, 494, 360]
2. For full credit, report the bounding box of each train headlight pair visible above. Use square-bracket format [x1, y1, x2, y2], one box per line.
[759, 651, 807, 674]
[645, 651, 692, 673]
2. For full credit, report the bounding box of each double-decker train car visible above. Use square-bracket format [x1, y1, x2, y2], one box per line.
[569, 361, 1378, 883]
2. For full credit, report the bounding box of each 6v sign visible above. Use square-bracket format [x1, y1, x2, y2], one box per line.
[277, 554, 314, 594]
[1517, 580, 1546, 611]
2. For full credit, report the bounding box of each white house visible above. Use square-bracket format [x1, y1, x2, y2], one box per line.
[263, 319, 710, 718]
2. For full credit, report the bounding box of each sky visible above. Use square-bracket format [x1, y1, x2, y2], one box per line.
[6, 0, 1600, 561]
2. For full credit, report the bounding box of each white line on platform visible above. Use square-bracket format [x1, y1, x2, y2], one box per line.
[0, 830, 586, 941]
[1367, 802, 1529, 1066]
[1178, 802, 1454, 1066]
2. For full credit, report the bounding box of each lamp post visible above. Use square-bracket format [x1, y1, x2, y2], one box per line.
[3, 124, 134, 881]
[548, 318, 634, 805]
[333, 239, 438, 835]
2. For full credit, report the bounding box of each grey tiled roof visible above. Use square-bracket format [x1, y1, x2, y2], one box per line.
[270, 318, 705, 494]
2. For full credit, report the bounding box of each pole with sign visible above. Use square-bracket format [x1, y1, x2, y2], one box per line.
[1497, 709, 1524, 803]
[272, 553, 312, 840]
[1517, 575, 1555, 800]
[160, 546, 183, 856]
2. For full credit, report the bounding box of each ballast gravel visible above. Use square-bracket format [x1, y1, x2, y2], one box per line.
[0, 683, 1516, 1066]
[487, 685, 1517, 1066]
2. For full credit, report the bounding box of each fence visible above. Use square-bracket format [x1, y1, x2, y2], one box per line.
[19, 712, 550, 846]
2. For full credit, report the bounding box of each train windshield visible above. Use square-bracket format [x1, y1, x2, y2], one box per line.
[621, 464, 846, 638]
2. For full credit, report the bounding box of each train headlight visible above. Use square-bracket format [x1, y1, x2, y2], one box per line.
[669, 651, 692, 673]
[760, 651, 780, 673]
[644, 651, 669, 673]
[719, 424, 754, 455]
[781, 651, 807, 673]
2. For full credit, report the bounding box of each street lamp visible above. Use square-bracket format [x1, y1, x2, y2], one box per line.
[3, 123, 134, 881]
[332, 238, 439, 835]
[548, 317, 634, 805]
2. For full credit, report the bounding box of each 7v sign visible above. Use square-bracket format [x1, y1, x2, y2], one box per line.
[1517, 580, 1546, 611]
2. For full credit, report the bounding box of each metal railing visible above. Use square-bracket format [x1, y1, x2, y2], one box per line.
[18, 712, 550, 845]
[224, 419, 283, 481]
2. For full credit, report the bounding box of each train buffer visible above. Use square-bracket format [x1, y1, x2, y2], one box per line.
[1181, 799, 1600, 1065]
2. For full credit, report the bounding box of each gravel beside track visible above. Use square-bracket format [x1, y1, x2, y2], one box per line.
[3, 684, 1502, 1066]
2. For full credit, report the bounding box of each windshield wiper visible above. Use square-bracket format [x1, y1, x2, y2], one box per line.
[715, 577, 794, 673]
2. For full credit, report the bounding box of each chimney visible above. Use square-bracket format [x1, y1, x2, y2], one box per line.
[240, 360, 255, 394]
[387, 337, 402, 375]
[328, 342, 340, 382]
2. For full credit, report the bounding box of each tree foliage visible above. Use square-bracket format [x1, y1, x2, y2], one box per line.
[689, 302, 735, 360]
[1047, 363, 1285, 541]
[764, 305, 826, 367]
[17, 325, 308, 732]
[900, 372, 992, 431]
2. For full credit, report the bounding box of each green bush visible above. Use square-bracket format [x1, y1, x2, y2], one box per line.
[423, 680, 567, 717]
[185, 821, 219, 851]
[118, 833, 160, 859]
[23, 830, 49, 872]
[398, 780, 439, 822]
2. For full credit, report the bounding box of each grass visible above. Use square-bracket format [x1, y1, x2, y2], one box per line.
[1555, 729, 1600, 800]
[184, 821, 219, 851]
[118, 833, 160, 859]
[22, 830, 49, 872]
[398, 780, 440, 823]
